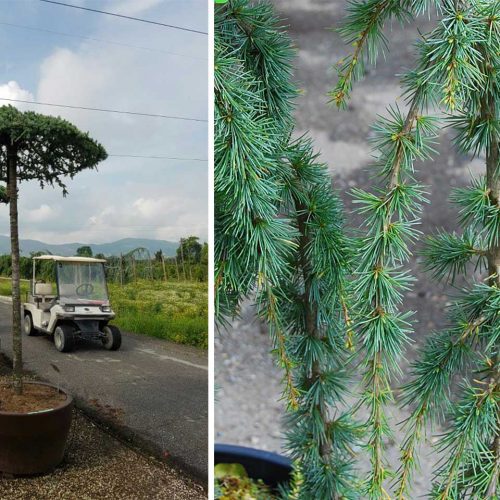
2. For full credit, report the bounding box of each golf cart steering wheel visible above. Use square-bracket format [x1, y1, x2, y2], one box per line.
[76, 283, 94, 297]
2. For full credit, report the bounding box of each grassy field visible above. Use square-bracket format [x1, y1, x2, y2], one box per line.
[0, 278, 208, 349]
[0, 278, 29, 298]
[108, 281, 207, 348]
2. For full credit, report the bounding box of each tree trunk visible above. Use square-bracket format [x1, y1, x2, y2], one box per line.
[295, 200, 332, 462]
[486, 134, 500, 285]
[7, 146, 22, 395]
[481, 87, 500, 282]
[484, 89, 500, 499]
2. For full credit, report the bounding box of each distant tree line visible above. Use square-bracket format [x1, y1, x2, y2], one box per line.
[0, 236, 208, 283]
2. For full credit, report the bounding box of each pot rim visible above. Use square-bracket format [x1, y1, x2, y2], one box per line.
[0, 381, 73, 416]
[214, 443, 291, 468]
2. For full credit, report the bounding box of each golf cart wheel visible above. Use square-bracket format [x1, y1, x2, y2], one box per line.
[102, 325, 121, 351]
[23, 313, 36, 336]
[54, 324, 75, 353]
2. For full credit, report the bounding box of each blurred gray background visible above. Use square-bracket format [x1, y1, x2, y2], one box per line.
[215, 0, 479, 494]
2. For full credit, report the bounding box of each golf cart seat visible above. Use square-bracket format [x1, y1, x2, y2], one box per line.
[34, 283, 53, 296]
[34, 282, 56, 311]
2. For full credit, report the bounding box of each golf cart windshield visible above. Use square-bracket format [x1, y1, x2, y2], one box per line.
[57, 262, 109, 303]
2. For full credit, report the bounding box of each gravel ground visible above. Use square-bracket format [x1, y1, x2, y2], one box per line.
[0, 363, 205, 499]
[215, 0, 474, 496]
[0, 411, 206, 500]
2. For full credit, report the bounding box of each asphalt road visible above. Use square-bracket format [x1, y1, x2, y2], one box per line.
[0, 299, 208, 485]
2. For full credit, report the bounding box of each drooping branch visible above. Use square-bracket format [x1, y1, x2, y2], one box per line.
[352, 89, 434, 498]
[483, 82, 500, 500]
[214, 0, 299, 410]
[296, 199, 331, 461]
[283, 139, 356, 499]
[330, 0, 416, 107]
[399, 3, 500, 496]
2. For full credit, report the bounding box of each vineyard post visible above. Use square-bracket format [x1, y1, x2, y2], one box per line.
[180, 241, 187, 281]
[119, 253, 124, 286]
[175, 256, 180, 281]
[161, 254, 167, 281]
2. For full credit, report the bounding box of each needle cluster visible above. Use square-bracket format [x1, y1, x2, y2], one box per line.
[332, 0, 499, 498]
[215, 2, 358, 498]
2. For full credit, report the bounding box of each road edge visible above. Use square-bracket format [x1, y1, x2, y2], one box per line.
[75, 396, 208, 488]
[0, 295, 207, 488]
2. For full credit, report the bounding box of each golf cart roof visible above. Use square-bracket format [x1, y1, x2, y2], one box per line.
[33, 255, 107, 263]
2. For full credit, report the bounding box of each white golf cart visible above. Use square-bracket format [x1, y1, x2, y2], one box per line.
[23, 255, 122, 353]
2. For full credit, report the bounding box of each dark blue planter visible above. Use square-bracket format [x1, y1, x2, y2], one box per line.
[214, 443, 292, 490]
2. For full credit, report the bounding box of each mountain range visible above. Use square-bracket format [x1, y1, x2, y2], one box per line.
[0, 236, 179, 257]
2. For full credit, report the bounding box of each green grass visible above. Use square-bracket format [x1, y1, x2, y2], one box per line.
[0, 278, 29, 298]
[0, 278, 208, 349]
[108, 281, 208, 349]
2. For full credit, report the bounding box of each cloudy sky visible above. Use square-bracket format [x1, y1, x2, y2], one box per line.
[0, 0, 207, 244]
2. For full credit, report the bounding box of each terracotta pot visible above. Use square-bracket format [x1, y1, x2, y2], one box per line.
[215, 443, 291, 490]
[0, 381, 73, 475]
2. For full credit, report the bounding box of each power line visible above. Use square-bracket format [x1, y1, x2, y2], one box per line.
[0, 22, 206, 61]
[108, 154, 207, 161]
[90, 224, 205, 228]
[0, 98, 208, 123]
[39, 0, 208, 35]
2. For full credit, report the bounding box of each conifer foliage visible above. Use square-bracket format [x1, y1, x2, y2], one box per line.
[214, 0, 296, 313]
[398, 3, 500, 497]
[215, 1, 357, 497]
[333, 0, 499, 497]
[214, 0, 298, 399]
[216, 0, 499, 497]
[281, 138, 359, 498]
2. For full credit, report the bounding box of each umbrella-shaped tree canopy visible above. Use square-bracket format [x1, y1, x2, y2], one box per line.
[0, 104, 107, 394]
[0, 105, 107, 193]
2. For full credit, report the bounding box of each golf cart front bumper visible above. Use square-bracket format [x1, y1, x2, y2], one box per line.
[67, 319, 108, 341]
[55, 305, 115, 340]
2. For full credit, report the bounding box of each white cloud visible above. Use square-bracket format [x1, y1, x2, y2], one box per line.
[24, 204, 56, 223]
[0, 81, 34, 108]
[132, 197, 165, 218]
[35, 19, 207, 158]
[38, 49, 111, 109]
[110, 0, 164, 16]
